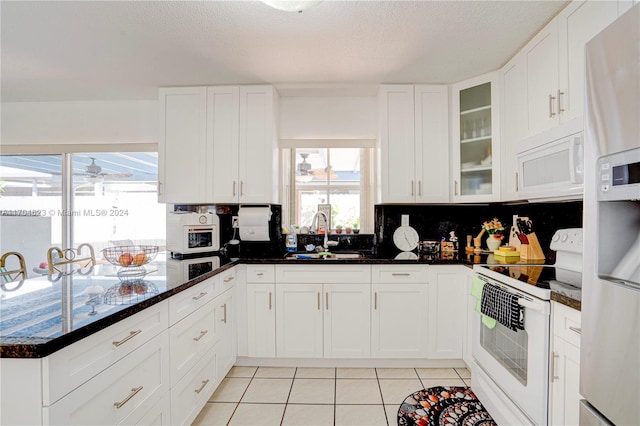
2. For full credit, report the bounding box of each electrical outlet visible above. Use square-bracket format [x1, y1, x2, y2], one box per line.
[232, 216, 239, 228]
[401, 214, 409, 227]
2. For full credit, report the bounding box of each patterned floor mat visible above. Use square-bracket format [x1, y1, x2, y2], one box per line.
[398, 386, 497, 426]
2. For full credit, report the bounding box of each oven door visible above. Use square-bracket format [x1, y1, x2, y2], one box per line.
[167, 257, 220, 284]
[472, 275, 551, 425]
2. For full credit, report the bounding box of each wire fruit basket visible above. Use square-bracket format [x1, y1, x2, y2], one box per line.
[102, 245, 159, 282]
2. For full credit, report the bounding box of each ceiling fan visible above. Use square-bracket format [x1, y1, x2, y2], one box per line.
[76, 157, 132, 182]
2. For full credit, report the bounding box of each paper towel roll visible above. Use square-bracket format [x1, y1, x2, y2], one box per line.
[238, 207, 271, 241]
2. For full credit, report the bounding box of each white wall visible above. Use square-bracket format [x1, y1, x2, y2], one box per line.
[1, 100, 158, 145]
[279, 96, 377, 139]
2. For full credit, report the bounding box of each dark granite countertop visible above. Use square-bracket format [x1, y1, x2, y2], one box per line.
[0, 255, 238, 358]
[1, 252, 580, 358]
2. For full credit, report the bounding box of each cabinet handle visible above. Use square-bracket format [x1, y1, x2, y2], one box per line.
[515, 172, 519, 192]
[193, 330, 209, 342]
[557, 89, 565, 113]
[392, 273, 410, 276]
[157, 181, 162, 196]
[549, 94, 557, 118]
[194, 379, 210, 394]
[256, 272, 264, 276]
[192, 291, 208, 301]
[552, 352, 560, 381]
[221, 303, 227, 323]
[317, 292, 321, 310]
[325, 292, 329, 310]
[114, 386, 143, 409]
[374, 292, 378, 310]
[454, 180, 458, 196]
[411, 180, 415, 196]
[269, 292, 272, 310]
[224, 276, 235, 283]
[569, 326, 581, 335]
[418, 180, 422, 197]
[112, 329, 142, 347]
[233, 180, 237, 196]
[240, 181, 244, 196]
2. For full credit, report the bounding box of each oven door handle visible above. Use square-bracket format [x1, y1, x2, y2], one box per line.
[518, 298, 549, 315]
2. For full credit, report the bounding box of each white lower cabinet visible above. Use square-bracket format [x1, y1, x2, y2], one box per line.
[214, 289, 236, 378]
[46, 331, 170, 426]
[247, 283, 276, 357]
[427, 266, 467, 359]
[170, 345, 218, 426]
[274, 265, 371, 358]
[371, 265, 429, 358]
[549, 301, 582, 426]
[276, 283, 324, 358]
[323, 283, 371, 358]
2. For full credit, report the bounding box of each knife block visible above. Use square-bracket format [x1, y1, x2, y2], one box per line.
[519, 233, 545, 260]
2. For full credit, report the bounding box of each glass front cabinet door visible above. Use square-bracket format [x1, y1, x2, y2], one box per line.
[451, 72, 500, 202]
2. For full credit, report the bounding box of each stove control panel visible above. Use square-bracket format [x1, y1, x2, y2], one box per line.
[550, 228, 583, 253]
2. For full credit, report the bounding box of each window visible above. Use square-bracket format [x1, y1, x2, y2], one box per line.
[284, 145, 374, 232]
[0, 150, 164, 273]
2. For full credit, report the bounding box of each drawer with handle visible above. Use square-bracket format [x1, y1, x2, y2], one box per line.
[44, 300, 168, 405]
[169, 299, 216, 385]
[372, 265, 429, 284]
[552, 301, 581, 347]
[168, 277, 216, 325]
[170, 345, 218, 426]
[246, 265, 275, 283]
[217, 267, 237, 293]
[45, 331, 169, 426]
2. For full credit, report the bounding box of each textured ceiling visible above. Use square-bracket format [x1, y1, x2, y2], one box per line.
[1, 0, 568, 102]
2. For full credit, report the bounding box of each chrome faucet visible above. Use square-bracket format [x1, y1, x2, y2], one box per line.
[310, 211, 329, 250]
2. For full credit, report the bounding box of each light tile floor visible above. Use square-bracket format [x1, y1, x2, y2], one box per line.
[193, 366, 471, 426]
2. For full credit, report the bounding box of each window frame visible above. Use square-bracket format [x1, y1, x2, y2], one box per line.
[280, 139, 375, 233]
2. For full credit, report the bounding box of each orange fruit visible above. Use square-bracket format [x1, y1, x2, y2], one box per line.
[132, 253, 147, 266]
[118, 253, 133, 266]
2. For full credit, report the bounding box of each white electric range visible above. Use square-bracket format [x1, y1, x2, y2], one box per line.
[471, 228, 583, 426]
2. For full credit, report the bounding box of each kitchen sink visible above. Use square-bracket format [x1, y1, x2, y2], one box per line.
[284, 252, 364, 260]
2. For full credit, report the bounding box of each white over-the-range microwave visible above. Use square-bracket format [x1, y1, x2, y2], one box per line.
[517, 127, 584, 199]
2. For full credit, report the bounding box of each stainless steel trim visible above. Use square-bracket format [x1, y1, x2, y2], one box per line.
[112, 330, 142, 347]
[193, 330, 208, 342]
[192, 292, 208, 301]
[552, 352, 560, 381]
[114, 386, 143, 409]
[194, 379, 210, 394]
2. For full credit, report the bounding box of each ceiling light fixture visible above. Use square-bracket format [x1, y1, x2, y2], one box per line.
[261, 0, 323, 13]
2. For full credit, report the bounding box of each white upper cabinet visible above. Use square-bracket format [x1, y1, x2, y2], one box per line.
[237, 86, 279, 204]
[451, 72, 500, 202]
[557, 0, 620, 123]
[159, 85, 279, 204]
[500, 52, 526, 201]
[378, 84, 449, 203]
[523, 0, 619, 140]
[158, 87, 208, 204]
[208, 86, 240, 203]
